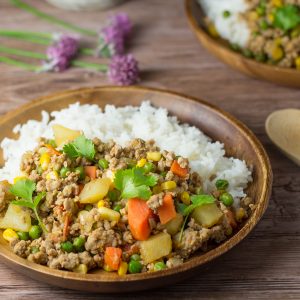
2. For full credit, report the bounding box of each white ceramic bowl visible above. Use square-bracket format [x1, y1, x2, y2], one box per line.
[46, 0, 125, 11]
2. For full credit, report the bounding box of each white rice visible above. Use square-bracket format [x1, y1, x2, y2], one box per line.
[0, 101, 252, 206]
[198, 0, 250, 47]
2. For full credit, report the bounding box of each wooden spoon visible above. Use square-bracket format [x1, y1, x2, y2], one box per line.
[266, 109, 300, 165]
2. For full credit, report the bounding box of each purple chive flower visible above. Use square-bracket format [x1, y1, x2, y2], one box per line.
[107, 54, 139, 86]
[98, 13, 132, 57]
[44, 34, 79, 72]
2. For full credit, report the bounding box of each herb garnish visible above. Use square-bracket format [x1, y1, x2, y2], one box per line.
[10, 179, 47, 232]
[63, 135, 95, 161]
[274, 4, 300, 31]
[114, 167, 157, 200]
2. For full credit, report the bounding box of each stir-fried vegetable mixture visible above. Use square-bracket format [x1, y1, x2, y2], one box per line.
[0, 125, 254, 274]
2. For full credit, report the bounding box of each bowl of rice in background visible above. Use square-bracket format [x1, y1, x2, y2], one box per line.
[185, 0, 300, 88]
[0, 86, 272, 292]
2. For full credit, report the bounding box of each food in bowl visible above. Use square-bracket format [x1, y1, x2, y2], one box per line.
[198, 0, 300, 69]
[0, 102, 253, 275]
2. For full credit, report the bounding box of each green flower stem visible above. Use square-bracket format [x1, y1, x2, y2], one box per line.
[0, 45, 47, 59]
[11, 0, 97, 37]
[0, 56, 40, 71]
[71, 60, 108, 72]
[34, 208, 47, 233]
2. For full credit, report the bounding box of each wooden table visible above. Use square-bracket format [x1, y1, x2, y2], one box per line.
[1, 0, 300, 299]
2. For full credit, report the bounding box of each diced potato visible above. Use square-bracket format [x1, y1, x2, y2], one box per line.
[98, 207, 120, 222]
[191, 203, 223, 228]
[78, 210, 94, 233]
[0, 204, 31, 232]
[140, 232, 172, 264]
[164, 213, 183, 235]
[79, 178, 111, 204]
[52, 124, 81, 147]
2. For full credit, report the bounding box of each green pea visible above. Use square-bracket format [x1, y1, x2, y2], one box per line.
[215, 179, 229, 190]
[143, 162, 154, 173]
[128, 260, 143, 274]
[242, 49, 253, 58]
[259, 20, 269, 30]
[31, 246, 39, 254]
[160, 171, 167, 178]
[256, 6, 265, 16]
[17, 231, 29, 241]
[108, 190, 119, 202]
[60, 166, 70, 178]
[130, 254, 141, 262]
[220, 192, 234, 207]
[29, 225, 42, 239]
[98, 158, 109, 170]
[73, 236, 85, 252]
[223, 10, 231, 18]
[154, 261, 166, 271]
[75, 166, 85, 180]
[85, 204, 93, 211]
[47, 139, 57, 148]
[37, 166, 43, 175]
[61, 241, 74, 253]
[113, 204, 122, 213]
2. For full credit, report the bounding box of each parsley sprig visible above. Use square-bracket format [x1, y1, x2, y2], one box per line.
[63, 135, 95, 161]
[274, 4, 300, 31]
[114, 167, 158, 200]
[10, 179, 47, 232]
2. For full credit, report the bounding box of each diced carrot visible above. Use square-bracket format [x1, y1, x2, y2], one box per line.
[84, 166, 97, 180]
[45, 144, 61, 156]
[104, 247, 122, 271]
[128, 198, 152, 241]
[157, 194, 177, 224]
[63, 213, 71, 241]
[170, 160, 188, 177]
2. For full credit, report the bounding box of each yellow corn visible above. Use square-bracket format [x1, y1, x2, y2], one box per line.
[248, 11, 259, 21]
[137, 158, 147, 168]
[103, 264, 114, 272]
[13, 176, 27, 184]
[274, 37, 281, 46]
[152, 185, 162, 194]
[46, 171, 59, 180]
[235, 207, 246, 221]
[97, 200, 105, 208]
[295, 57, 300, 70]
[207, 22, 219, 38]
[3, 228, 18, 242]
[40, 152, 50, 170]
[267, 14, 274, 23]
[73, 264, 88, 274]
[118, 261, 128, 276]
[147, 152, 162, 162]
[98, 207, 120, 222]
[180, 191, 190, 205]
[271, 45, 283, 61]
[271, 0, 282, 7]
[161, 181, 177, 190]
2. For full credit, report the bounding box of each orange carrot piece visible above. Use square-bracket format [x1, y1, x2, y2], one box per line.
[158, 194, 177, 225]
[104, 247, 123, 271]
[128, 198, 152, 241]
[84, 166, 97, 180]
[45, 144, 61, 156]
[170, 160, 188, 177]
[63, 213, 71, 241]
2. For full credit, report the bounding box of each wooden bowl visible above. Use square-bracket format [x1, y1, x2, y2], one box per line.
[185, 0, 300, 88]
[0, 86, 272, 292]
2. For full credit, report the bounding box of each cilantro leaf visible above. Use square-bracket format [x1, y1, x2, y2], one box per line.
[274, 4, 300, 31]
[183, 194, 215, 216]
[9, 179, 36, 201]
[63, 135, 95, 161]
[11, 200, 34, 209]
[114, 167, 158, 200]
[34, 191, 46, 207]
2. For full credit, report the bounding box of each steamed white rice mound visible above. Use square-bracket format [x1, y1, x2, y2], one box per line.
[198, 0, 250, 47]
[0, 101, 252, 206]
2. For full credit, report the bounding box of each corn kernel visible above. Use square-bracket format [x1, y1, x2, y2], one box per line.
[98, 207, 120, 222]
[13, 176, 27, 184]
[274, 37, 281, 46]
[40, 152, 50, 170]
[267, 14, 274, 23]
[271, 45, 283, 61]
[97, 200, 105, 208]
[295, 57, 300, 69]
[207, 22, 219, 38]
[137, 158, 147, 168]
[103, 264, 114, 272]
[147, 152, 162, 162]
[272, 0, 282, 7]
[249, 11, 259, 21]
[73, 264, 88, 274]
[46, 171, 59, 180]
[118, 261, 128, 276]
[180, 191, 190, 205]
[235, 207, 246, 221]
[152, 185, 162, 194]
[161, 181, 177, 190]
[3, 228, 18, 242]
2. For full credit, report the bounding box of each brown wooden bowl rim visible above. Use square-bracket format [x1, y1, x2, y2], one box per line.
[184, 0, 300, 76]
[0, 85, 273, 283]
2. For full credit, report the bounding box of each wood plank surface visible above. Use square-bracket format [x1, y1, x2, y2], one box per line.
[1, 0, 300, 299]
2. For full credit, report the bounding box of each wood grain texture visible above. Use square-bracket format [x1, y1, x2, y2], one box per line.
[0, 0, 300, 299]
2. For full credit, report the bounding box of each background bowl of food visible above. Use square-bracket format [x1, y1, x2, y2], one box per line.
[185, 0, 300, 87]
